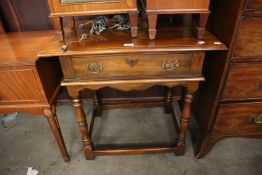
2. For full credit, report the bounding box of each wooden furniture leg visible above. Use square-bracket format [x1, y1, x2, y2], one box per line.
[197, 13, 209, 40]
[72, 97, 94, 160]
[68, 87, 94, 160]
[129, 12, 138, 38]
[50, 16, 64, 41]
[93, 91, 102, 116]
[43, 107, 70, 162]
[165, 87, 173, 113]
[176, 92, 193, 155]
[148, 14, 158, 40]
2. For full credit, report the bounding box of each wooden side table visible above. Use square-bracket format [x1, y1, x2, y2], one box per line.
[37, 22, 227, 159]
[0, 31, 70, 162]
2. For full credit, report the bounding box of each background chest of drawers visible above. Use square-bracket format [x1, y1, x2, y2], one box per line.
[191, 0, 262, 158]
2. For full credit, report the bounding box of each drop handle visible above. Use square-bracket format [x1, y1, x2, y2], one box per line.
[162, 59, 179, 71]
[87, 63, 103, 74]
[250, 114, 262, 124]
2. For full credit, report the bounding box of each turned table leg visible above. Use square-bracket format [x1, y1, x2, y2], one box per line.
[148, 14, 158, 40]
[50, 16, 64, 41]
[176, 93, 193, 155]
[44, 107, 70, 162]
[197, 13, 209, 40]
[72, 98, 94, 160]
[165, 87, 173, 113]
[93, 91, 102, 116]
[129, 12, 138, 38]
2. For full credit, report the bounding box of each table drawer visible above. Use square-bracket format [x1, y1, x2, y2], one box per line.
[68, 53, 197, 79]
[233, 17, 262, 61]
[246, 0, 262, 10]
[223, 63, 262, 100]
[213, 102, 262, 136]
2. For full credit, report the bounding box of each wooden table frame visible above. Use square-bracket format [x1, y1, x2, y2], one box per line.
[61, 77, 204, 159]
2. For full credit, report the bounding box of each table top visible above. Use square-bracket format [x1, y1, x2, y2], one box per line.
[0, 31, 56, 66]
[39, 20, 227, 57]
[0, 19, 227, 66]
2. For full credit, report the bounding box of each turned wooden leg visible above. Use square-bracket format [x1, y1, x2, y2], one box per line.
[165, 88, 173, 113]
[44, 107, 70, 162]
[50, 16, 64, 41]
[93, 91, 102, 116]
[197, 13, 209, 40]
[148, 14, 158, 40]
[129, 12, 138, 38]
[72, 98, 94, 160]
[176, 93, 193, 156]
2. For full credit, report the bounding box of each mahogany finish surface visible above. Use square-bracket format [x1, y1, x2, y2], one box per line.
[191, 0, 262, 158]
[0, 31, 69, 162]
[146, 0, 211, 39]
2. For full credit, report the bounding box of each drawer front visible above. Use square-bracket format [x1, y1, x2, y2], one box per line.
[246, 0, 262, 10]
[213, 102, 262, 135]
[233, 17, 262, 61]
[223, 63, 262, 100]
[71, 53, 194, 79]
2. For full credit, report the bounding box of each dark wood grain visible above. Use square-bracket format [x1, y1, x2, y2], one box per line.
[246, 0, 262, 9]
[233, 16, 262, 61]
[213, 102, 262, 135]
[223, 63, 262, 101]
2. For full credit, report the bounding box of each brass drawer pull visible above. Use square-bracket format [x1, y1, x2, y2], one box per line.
[250, 114, 262, 124]
[87, 63, 103, 74]
[162, 59, 179, 71]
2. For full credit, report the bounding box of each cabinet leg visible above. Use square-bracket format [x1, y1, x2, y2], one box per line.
[194, 136, 222, 159]
[176, 93, 193, 156]
[44, 107, 70, 162]
[197, 13, 209, 40]
[50, 16, 64, 41]
[165, 88, 173, 113]
[72, 98, 94, 160]
[148, 14, 158, 40]
[129, 12, 138, 38]
[93, 91, 102, 116]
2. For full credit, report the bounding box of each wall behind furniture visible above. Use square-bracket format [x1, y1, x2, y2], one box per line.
[0, 0, 53, 31]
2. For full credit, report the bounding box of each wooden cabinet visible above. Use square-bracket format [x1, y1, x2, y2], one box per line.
[191, 0, 262, 158]
[146, 0, 211, 39]
[0, 31, 69, 162]
[47, 0, 138, 41]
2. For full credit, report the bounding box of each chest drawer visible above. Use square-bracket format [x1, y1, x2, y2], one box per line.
[223, 63, 262, 101]
[60, 53, 204, 80]
[233, 17, 262, 61]
[213, 102, 262, 136]
[246, 0, 262, 10]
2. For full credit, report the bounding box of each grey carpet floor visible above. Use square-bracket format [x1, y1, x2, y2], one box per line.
[0, 104, 261, 175]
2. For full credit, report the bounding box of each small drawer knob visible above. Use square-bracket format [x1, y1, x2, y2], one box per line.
[162, 59, 179, 71]
[87, 63, 103, 74]
[250, 114, 262, 124]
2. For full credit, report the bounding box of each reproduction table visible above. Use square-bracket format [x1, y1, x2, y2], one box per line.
[38, 22, 227, 159]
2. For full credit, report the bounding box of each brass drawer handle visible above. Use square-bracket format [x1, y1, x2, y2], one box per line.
[250, 114, 262, 124]
[87, 63, 103, 74]
[162, 59, 179, 71]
